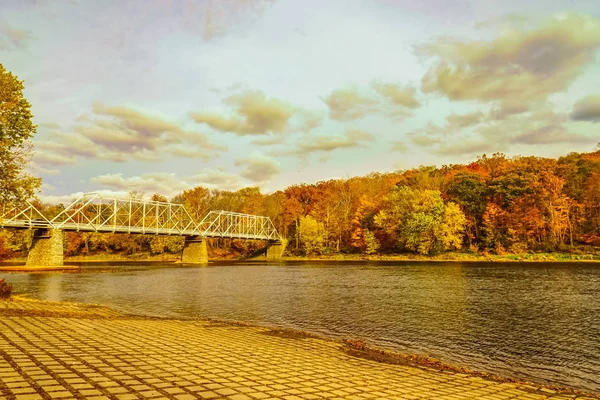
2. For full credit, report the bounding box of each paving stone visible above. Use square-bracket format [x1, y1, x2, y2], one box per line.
[0, 299, 587, 400]
[41, 385, 67, 392]
[174, 395, 198, 400]
[197, 391, 220, 399]
[229, 394, 253, 400]
[7, 381, 32, 388]
[107, 386, 131, 394]
[48, 391, 73, 398]
[70, 383, 94, 390]
[164, 387, 185, 394]
[15, 394, 45, 400]
[11, 386, 36, 394]
[116, 394, 139, 400]
[78, 388, 103, 396]
[140, 390, 165, 398]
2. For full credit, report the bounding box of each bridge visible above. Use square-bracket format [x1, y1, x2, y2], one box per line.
[0, 193, 286, 267]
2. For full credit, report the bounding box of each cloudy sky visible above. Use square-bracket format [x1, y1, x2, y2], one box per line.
[2, 0, 600, 203]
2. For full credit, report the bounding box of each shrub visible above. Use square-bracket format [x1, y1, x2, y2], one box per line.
[0, 237, 14, 260]
[0, 278, 12, 299]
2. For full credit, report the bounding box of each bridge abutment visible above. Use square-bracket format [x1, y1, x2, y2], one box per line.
[181, 237, 208, 264]
[266, 239, 287, 261]
[26, 229, 64, 267]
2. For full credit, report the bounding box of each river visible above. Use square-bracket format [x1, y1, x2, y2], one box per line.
[1, 261, 599, 393]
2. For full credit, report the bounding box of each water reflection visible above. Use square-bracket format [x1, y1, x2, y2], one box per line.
[25, 273, 64, 302]
[1, 261, 599, 393]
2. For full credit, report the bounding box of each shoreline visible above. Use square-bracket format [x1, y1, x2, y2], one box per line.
[279, 251, 600, 263]
[2, 296, 599, 399]
[2, 250, 600, 266]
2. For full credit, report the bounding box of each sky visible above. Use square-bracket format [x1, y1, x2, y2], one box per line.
[1, 0, 600, 203]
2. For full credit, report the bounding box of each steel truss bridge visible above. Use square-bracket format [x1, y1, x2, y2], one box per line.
[0, 193, 281, 241]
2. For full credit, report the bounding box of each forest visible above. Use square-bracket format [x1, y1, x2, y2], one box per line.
[2, 149, 600, 260]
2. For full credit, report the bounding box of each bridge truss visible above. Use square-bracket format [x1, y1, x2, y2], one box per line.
[51, 193, 199, 236]
[0, 193, 281, 241]
[199, 210, 280, 241]
[0, 202, 50, 229]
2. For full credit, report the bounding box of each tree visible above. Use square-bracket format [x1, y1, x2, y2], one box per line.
[350, 196, 375, 252]
[0, 63, 40, 202]
[446, 173, 488, 244]
[180, 186, 209, 220]
[263, 191, 286, 236]
[297, 215, 328, 255]
[64, 232, 84, 256]
[374, 186, 467, 254]
[363, 229, 380, 255]
[151, 193, 168, 202]
[438, 202, 467, 250]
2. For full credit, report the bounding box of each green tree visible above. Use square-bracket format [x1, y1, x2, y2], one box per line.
[403, 211, 439, 254]
[0, 63, 40, 202]
[374, 186, 466, 254]
[363, 229, 380, 255]
[298, 215, 327, 255]
[446, 173, 488, 243]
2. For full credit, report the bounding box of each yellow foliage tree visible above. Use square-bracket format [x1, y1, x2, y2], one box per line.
[298, 215, 328, 255]
[0, 63, 40, 202]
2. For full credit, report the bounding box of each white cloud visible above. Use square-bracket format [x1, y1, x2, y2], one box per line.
[235, 152, 281, 182]
[85, 169, 250, 201]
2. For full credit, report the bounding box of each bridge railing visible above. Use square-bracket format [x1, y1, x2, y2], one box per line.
[0, 201, 51, 229]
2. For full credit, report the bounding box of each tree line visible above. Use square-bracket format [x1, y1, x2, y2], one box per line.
[3, 149, 600, 260]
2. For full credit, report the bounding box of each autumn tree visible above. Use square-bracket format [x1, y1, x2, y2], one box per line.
[151, 193, 167, 202]
[146, 193, 184, 255]
[374, 186, 466, 254]
[297, 215, 328, 255]
[399, 165, 446, 191]
[363, 229, 380, 255]
[446, 173, 488, 244]
[284, 185, 317, 250]
[0, 230, 20, 259]
[439, 203, 467, 250]
[236, 187, 264, 215]
[0, 63, 40, 202]
[263, 191, 286, 236]
[482, 203, 508, 252]
[64, 232, 84, 256]
[0, 235, 12, 260]
[350, 196, 376, 252]
[180, 186, 209, 220]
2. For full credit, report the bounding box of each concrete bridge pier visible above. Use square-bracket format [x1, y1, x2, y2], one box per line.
[26, 228, 64, 267]
[181, 236, 208, 264]
[266, 239, 287, 261]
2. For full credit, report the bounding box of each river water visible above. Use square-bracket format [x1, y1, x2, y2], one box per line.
[1, 261, 599, 393]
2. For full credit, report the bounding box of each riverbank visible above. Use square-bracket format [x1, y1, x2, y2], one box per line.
[0, 297, 597, 400]
[281, 251, 600, 263]
[4, 250, 600, 265]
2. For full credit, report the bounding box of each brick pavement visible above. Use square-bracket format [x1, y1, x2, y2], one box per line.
[0, 299, 596, 400]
